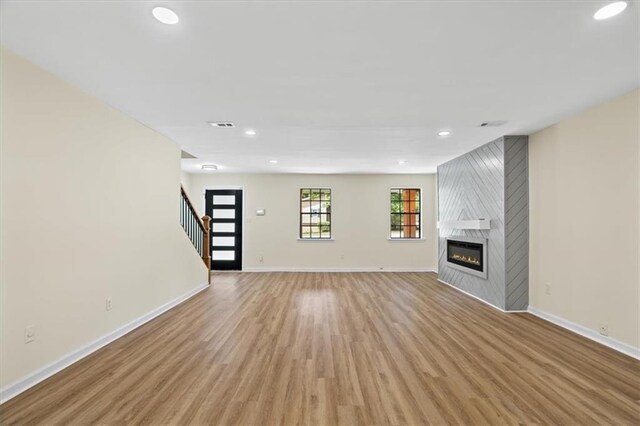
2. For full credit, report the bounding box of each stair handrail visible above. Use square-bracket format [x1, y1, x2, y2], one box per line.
[180, 186, 211, 283]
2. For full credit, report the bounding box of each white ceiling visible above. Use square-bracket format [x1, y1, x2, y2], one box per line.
[1, 1, 638, 174]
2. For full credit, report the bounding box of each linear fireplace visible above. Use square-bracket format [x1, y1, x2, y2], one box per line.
[446, 237, 487, 279]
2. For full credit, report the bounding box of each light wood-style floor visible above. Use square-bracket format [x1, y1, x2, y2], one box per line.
[1, 272, 638, 425]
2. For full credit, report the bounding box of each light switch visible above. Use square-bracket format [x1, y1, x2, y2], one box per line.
[256, 209, 266, 216]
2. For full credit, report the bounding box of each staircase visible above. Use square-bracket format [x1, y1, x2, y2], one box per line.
[180, 186, 212, 283]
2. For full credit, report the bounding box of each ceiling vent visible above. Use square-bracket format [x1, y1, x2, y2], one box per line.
[479, 121, 507, 127]
[208, 122, 234, 128]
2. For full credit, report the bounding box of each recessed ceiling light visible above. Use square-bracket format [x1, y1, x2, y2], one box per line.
[268, 160, 278, 164]
[594, 2, 628, 20]
[398, 160, 408, 165]
[152, 7, 179, 25]
[437, 130, 452, 137]
[244, 129, 257, 136]
[201, 164, 218, 171]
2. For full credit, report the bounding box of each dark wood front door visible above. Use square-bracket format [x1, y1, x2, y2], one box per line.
[205, 189, 243, 270]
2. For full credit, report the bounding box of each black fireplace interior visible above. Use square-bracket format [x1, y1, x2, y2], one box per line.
[447, 239, 483, 272]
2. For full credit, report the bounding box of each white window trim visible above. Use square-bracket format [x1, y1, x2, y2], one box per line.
[299, 187, 333, 240]
[389, 187, 423, 240]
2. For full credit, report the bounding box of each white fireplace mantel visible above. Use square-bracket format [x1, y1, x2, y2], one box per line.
[437, 219, 491, 230]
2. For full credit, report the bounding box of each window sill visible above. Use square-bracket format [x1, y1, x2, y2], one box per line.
[297, 238, 335, 242]
[387, 238, 426, 242]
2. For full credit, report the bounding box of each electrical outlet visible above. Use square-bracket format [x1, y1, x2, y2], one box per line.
[545, 283, 551, 295]
[598, 323, 609, 336]
[25, 325, 35, 343]
[259, 255, 264, 263]
[106, 298, 112, 311]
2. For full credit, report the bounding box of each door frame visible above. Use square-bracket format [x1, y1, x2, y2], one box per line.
[202, 186, 245, 271]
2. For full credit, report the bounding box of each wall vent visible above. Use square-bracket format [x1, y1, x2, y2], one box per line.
[208, 122, 235, 128]
[479, 121, 507, 127]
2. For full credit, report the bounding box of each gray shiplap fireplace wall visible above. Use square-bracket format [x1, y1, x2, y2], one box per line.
[438, 136, 529, 311]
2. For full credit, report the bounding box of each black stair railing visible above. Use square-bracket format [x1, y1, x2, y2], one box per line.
[180, 186, 211, 282]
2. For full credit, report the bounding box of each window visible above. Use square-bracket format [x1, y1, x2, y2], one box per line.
[300, 188, 331, 239]
[390, 188, 421, 239]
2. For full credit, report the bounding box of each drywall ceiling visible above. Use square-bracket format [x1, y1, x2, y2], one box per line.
[1, 1, 638, 174]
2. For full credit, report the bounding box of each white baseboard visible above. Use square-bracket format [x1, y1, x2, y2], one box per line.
[437, 280, 639, 359]
[436, 278, 528, 313]
[0, 283, 209, 404]
[527, 306, 640, 360]
[242, 267, 438, 273]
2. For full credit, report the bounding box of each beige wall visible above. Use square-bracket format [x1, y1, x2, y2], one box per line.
[0, 49, 208, 389]
[529, 89, 639, 349]
[188, 173, 438, 270]
[181, 170, 193, 199]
